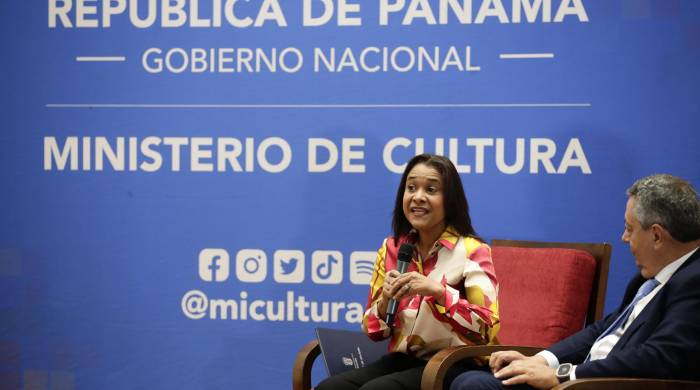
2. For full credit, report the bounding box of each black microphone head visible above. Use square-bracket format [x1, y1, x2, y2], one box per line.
[398, 243, 414, 264]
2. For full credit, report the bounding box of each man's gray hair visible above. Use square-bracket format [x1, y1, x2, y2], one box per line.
[627, 174, 700, 242]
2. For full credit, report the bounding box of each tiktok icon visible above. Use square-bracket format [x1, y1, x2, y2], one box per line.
[311, 250, 343, 284]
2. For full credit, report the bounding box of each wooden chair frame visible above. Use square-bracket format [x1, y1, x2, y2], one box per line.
[553, 378, 700, 389]
[292, 340, 322, 390]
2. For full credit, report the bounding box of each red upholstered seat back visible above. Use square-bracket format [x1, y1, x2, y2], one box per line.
[492, 246, 597, 348]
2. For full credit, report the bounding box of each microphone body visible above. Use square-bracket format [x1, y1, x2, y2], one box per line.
[385, 243, 414, 327]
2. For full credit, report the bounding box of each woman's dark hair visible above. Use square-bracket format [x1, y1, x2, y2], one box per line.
[391, 154, 480, 242]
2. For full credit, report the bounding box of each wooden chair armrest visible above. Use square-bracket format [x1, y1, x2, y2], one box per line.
[421, 345, 543, 390]
[552, 378, 700, 390]
[292, 339, 321, 390]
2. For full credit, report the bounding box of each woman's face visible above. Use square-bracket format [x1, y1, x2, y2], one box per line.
[402, 163, 446, 239]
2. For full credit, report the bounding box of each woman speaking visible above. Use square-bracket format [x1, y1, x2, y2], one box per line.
[316, 154, 500, 390]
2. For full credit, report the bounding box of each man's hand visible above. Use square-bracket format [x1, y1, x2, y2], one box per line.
[491, 353, 558, 389]
[489, 350, 530, 373]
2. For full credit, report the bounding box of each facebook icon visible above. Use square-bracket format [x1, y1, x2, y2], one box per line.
[199, 248, 230, 282]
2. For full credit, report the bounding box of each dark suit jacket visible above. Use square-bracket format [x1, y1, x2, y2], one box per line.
[548, 248, 700, 380]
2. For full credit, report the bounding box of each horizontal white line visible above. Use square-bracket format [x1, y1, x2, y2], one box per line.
[45, 103, 590, 109]
[76, 56, 126, 62]
[499, 53, 555, 59]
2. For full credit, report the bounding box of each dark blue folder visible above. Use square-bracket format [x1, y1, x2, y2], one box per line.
[315, 327, 390, 376]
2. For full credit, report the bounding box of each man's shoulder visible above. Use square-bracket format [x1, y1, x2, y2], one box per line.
[669, 249, 700, 283]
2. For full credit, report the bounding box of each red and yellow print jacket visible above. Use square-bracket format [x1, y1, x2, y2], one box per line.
[362, 227, 500, 359]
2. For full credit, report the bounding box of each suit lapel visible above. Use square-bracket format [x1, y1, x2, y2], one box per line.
[611, 248, 700, 353]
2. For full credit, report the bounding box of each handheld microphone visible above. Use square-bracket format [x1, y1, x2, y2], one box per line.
[385, 243, 414, 327]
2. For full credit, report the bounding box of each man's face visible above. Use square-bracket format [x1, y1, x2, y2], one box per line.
[621, 197, 664, 278]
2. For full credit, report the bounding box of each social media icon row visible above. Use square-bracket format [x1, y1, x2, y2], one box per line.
[198, 248, 377, 285]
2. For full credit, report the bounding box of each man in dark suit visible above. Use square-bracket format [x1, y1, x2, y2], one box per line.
[450, 174, 700, 389]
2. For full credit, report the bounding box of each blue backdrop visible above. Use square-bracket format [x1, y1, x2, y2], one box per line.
[2, 1, 700, 388]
